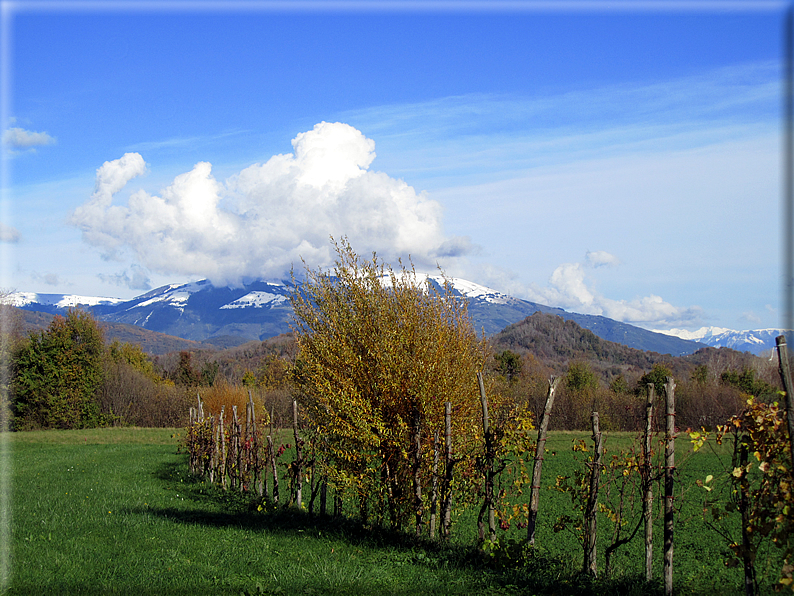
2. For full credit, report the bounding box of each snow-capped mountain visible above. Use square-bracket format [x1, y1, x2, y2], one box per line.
[653, 326, 791, 356]
[9, 277, 704, 356]
[8, 292, 124, 311]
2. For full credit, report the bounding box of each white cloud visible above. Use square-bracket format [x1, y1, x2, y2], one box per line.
[585, 250, 619, 268]
[70, 122, 468, 287]
[520, 253, 703, 328]
[3, 127, 56, 149]
[0, 223, 20, 243]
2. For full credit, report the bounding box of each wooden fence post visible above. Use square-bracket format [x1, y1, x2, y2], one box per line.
[292, 399, 302, 508]
[664, 377, 676, 596]
[268, 434, 279, 505]
[188, 407, 196, 475]
[412, 407, 423, 537]
[737, 434, 758, 596]
[644, 384, 655, 582]
[248, 391, 262, 498]
[775, 336, 794, 470]
[441, 401, 454, 540]
[583, 410, 603, 577]
[210, 414, 219, 484]
[232, 405, 242, 492]
[528, 376, 560, 545]
[219, 406, 227, 491]
[430, 429, 440, 539]
[476, 372, 496, 543]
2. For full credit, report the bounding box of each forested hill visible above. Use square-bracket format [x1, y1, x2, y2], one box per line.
[489, 311, 763, 383]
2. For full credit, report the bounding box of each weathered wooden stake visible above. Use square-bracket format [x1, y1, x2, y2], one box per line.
[441, 401, 454, 539]
[738, 436, 758, 596]
[268, 434, 278, 504]
[476, 372, 496, 543]
[292, 399, 302, 508]
[583, 410, 603, 577]
[528, 376, 560, 545]
[219, 406, 227, 490]
[188, 407, 197, 475]
[664, 377, 676, 596]
[643, 384, 655, 582]
[430, 429, 440, 539]
[775, 336, 794, 471]
[233, 405, 243, 492]
[412, 407, 423, 537]
[248, 391, 262, 497]
[211, 414, 220, 484]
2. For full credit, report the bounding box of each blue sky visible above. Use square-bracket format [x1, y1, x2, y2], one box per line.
[0, 1, 787, 332]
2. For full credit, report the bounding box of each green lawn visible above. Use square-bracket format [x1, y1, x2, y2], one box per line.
[0, 427, 785, 595]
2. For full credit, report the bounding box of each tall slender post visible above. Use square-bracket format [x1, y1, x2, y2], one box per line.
[292, 399, 302, 508]
[477, 372, 496, 543]
[737, 436, 758, 596]
[412, 407, 423, 537]
[643, 384, 655, 582]
[583, 410, 603, 577]
[233, 405, 243, 492]
[268, 434, 278, 505]
[430, 429, 440, 539]
[664, 377, 676, 596]
[441, 401, 453, 539]
[219, 406, 227, 490]
[776, 336, 794, 471]
[528, 376, 560, 544]
[248, 391, 262, 497]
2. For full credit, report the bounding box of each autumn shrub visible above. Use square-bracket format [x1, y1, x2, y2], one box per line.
[290, 239, 524, 532]
[676, 380, 742, 429]
[99, 359, 192, 427]
[197, 379, 269, 427]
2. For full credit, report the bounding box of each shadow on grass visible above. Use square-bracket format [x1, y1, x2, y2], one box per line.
[135, 459, 680, 596]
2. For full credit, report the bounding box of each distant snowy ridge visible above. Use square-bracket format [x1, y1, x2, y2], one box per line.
[220, 291, 288, 309]
[653, 326, 791, 355]
[426, 275, 512, 305]
[5, 292, 124, 309]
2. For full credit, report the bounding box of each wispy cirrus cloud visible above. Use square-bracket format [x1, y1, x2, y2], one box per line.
[125, 129, 251, 153]
[340, 60, 778, 186]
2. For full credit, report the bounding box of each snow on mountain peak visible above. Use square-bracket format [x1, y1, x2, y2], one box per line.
[220, 291, 288, 309]
[4, 292, 124, 309]
[652, 326, 733, 341]
[425, 275, 511, 304]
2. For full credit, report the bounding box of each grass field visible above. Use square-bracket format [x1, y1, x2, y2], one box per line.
[0, 427, 786, 595]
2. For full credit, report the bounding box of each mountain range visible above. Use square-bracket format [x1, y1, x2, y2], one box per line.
[6, 277, 788, 357]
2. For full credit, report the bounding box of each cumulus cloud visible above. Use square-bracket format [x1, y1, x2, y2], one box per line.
[3, 127, 56, 150]
[70, 122, 468, 286]
[0, 223, 20, 243]
[523, 253, 703, 328]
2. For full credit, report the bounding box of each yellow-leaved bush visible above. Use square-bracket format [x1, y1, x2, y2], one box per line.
[290, 238, 501, 531]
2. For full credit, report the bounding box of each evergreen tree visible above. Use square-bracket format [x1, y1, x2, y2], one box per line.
[12, 310, 106, 429]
